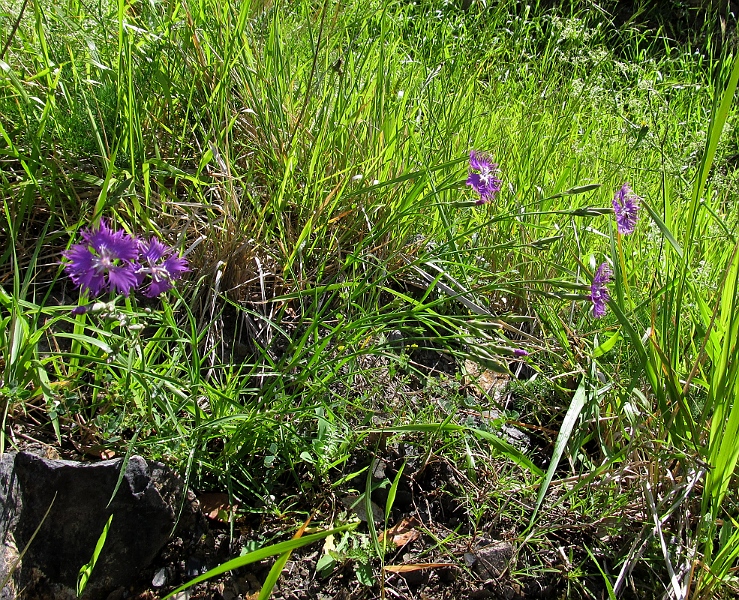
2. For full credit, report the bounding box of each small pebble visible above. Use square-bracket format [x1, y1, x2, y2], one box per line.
[186, 556, 204, 577]
[152, 567, 167, 587]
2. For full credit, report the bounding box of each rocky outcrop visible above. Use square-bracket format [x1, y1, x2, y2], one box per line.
[0, 452, 185, 599]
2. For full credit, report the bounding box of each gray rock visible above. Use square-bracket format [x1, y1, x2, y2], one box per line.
[471, 541, 514, 580]
[386, 330, 405, 350]
[0, 451, 185, 599]
[152, 567, 167, 588]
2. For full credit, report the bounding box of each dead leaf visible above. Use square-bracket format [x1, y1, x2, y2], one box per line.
[198, 492, 238, 522]
[292, 513, 312, 538]
[464, 359, 510, 398]
[367, 430, 392, 451]
[378, 517, 420, 547]
[384, 563, 456, 573]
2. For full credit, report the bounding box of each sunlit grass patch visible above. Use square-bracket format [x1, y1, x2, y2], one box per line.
[2, 0, 739, 597]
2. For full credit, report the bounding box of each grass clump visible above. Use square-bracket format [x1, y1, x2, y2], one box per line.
[2, 0, 739, 597]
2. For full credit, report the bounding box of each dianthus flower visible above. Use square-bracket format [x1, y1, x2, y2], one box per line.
[62, 220, 140, 296]
[589, 262, 612, 319]
[136, 237, 189, 297]
[613, 183, 640, 235]
[467, 150, 502, 205]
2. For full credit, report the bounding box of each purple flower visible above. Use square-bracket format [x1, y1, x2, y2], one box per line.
[513, 349, 529, 358]
[62, 220, 140, 296]
[613, 183, 640, 235]
[589, 263, 612, 318]
[467, 150, 502, 205]
[136, 237, 189, 297]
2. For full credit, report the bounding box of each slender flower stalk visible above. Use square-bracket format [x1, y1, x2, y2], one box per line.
[590, 263, 612, 318]
[467, 150, 502, 205]
[612, 183, 640, 235]
[136, 238, 190, 297]
[62, 220, 140, 296]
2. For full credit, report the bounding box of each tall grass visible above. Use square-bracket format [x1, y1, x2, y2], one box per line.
[1, 0, 738, 596]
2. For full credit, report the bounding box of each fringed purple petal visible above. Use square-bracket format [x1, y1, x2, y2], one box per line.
[142, 278, 173, 297]
[590, 263, 612, 318]
[613, 183, 641, 235]
[467, 150, 502, 205]
[469, 150, 495, 173]
[137, 238, 189, 296]
[107, 265, 139, 296]
[162, 254, 190, 278]
[467, 172, 485, 194]
[141, 237, 168, 262]
[63, 220, 141, 297]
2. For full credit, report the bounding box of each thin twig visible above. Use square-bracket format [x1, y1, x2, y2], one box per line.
[1, 0, 31, 61]
[643, 478, 684, 600]
[614, 466, 704, 596]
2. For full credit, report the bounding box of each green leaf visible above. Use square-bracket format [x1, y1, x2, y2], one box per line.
[55, 332, 114, 355]
[529, 377, 588, 527]
[592, 330, 621, 358]
[162, 524, 358, 599]
[315, 536, 338, 578]
[385, 461, 405, 522]
[77, 514, 114, 598]
[355, 560, 374, 586]
[545, 183, 601, 200]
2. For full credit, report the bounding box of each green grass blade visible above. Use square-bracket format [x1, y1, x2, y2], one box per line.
[0, 492, 56, 591]
[257, 515, 313, 600]
[365, 458, 381, 576]
[162, 523, 358, 599]
[77, 514, 114, 598]
[385, 460, 405, 522]
[673, 50, 739, 368]
[375, 424, 543, 477]
[529, 376, 588, 527]
[585, 545, 617, 600]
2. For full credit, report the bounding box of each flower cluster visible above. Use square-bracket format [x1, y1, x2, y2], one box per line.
[589, 262, 612, 319]
[136, 237, 190, 297]
[63, 220, 189, 299]
[463, 154, 638, 320]
[613, 183, 641, 235]
[467, 150, 502, 205]
[587, 184, 641, 317]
